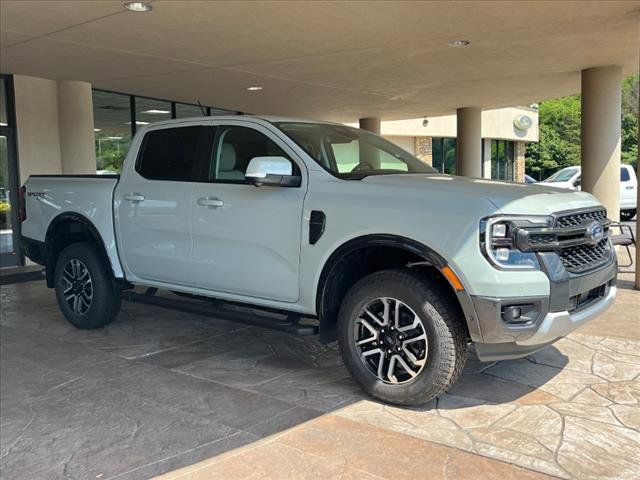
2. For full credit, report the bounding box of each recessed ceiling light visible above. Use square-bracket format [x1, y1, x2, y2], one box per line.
[124, 2, 152, 12]
[449, 39, 470, 47]
[142, 109, 170, 114]
[94, 128, 102, 132]
[246, 86, 263, 91]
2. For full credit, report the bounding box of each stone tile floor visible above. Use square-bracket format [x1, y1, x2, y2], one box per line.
[1, 262, 639, 479]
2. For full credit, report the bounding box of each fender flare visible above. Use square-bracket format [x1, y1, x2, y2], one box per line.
[315, 234, 481, 343]
[44, 212, 115, 287]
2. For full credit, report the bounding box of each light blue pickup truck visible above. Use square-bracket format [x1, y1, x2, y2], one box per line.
[20, 116, 617, 405]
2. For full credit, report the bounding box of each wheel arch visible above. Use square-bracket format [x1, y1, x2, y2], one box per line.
[44, 212, 116, 288]
[315, 234, 481, 343]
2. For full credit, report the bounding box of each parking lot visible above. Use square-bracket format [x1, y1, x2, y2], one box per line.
[1, 243, 638, 480]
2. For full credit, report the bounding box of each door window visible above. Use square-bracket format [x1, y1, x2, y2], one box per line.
[136, 126, 212, 181]
[621, 167, 631, 182]
[211, 126, 293, 183]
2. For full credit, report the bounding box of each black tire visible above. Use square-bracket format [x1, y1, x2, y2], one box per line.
[54, 242, 121, 329]
[337, 268, 468, 406]
[620, 209, 636, 221]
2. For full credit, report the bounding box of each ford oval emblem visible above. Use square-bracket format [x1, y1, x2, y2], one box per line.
[586, 221, 604, 244]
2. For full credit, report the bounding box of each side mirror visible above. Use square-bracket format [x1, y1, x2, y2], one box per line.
[245, 156, 301, 187]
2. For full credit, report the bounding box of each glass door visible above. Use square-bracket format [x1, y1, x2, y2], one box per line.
[1, 75, 21, 267]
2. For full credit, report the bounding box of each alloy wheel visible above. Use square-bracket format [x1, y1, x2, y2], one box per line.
[354, 297, 428, 384]
[61, 259, 93, 315]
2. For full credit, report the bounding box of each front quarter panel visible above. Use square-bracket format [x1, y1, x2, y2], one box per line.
[298, 172, 552, 313]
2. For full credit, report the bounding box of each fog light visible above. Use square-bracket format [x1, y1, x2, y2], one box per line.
[495, 248, 510, 261]
[502, 306, 522, 322]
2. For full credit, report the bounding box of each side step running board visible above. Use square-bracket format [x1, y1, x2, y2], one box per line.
[121, 290, 318, 336]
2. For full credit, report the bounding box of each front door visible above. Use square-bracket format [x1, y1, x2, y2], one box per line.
[191, 122, 305, 302]
[115, 124, 212, 286]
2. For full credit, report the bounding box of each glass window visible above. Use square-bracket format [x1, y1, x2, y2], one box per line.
[212, 126, 291, 183]
[135, 97, 172, 127]
[544, 166, 579, 182]
[136, 126, 211, 181]
[431, 138, 456, 174]
[276, 122, 434, 179]
[491, 140, 515, 181]
[175, 103, 206, 119]
[93, 90, 133, 174]
[621, 166, 631, 182]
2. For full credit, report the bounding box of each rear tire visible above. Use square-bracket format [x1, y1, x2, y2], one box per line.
[337, 269, 468, 406]
[54, 242, 121, 329]
[620, 209, 636, 221]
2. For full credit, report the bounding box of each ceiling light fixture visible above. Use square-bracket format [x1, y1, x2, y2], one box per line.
[124, 2, 152, 12]
[94, 128, 102, 132]
[107, 136, 123, 140]
[246, 86, 263, 91]
[422, 117, 429, 127]
[448, 39, 470, 47]
[142, 109, 170, 114]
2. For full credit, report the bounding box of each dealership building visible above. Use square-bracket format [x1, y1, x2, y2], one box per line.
[0, 1, 637, 276]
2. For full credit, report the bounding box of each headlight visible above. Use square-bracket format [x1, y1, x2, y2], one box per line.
[480, 215, 551, 270]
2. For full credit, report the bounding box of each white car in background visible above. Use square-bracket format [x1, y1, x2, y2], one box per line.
[538, 165, 637, 221]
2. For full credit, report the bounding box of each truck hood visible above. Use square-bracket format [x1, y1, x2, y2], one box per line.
[361, 174, 602, 215]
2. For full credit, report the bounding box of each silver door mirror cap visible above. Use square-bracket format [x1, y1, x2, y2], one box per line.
[245, 156, 301, 187]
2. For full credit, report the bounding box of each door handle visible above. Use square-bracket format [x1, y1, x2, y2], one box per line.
[197, 197, 224, 208]
[124, 193, 145, 202]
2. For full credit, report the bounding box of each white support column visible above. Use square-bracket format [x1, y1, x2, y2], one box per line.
[359, 117, 381, 168]
[359, 117, 381, 135]
[57, 80, 96, 174]
[581, 66, 622, 222]
[456, 107, 482, 177]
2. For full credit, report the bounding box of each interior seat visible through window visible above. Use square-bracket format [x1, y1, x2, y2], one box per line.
[212, 125, 295, 182]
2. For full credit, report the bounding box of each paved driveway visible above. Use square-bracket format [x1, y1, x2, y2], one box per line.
[1, 267, 639, 479]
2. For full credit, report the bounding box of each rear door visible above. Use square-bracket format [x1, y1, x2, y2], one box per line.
[190, 121, 306, 302]
[114, 124, 213, 286]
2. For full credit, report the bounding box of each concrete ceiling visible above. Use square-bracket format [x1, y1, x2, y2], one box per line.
[1, 0, 639, 122]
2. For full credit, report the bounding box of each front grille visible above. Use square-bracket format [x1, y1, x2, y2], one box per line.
[555, 208, 607, 228]
[559, 237, 610, 273]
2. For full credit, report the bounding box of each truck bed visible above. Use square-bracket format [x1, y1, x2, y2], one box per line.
[21, 174, 124, 279]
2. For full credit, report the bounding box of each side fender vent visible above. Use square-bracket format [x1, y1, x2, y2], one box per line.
[309, 210, 326, 245]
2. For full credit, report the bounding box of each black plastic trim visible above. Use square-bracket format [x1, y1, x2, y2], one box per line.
[315, 234, 481, 343]
[309, 211, 326, 245]
[43, 212, 119, 287]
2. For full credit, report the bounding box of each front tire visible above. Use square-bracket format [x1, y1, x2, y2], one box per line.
[337, 269, 468, 406]
[620, 209, 636, 221]
[54, 242, 121, 329]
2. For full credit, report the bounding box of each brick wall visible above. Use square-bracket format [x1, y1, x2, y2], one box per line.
[414, 137, 433, 165]
[515, 141, 526, 182]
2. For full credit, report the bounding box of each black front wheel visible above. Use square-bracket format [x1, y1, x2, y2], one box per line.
[337, 269, 468, 406]
[54, 242, 121, 329]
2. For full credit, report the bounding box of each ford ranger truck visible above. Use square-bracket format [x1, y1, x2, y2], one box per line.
[20, 116, 617, 406]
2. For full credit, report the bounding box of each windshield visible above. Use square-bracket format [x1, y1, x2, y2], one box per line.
[275, 122, 436, 179]
[544, 167, 579, 183]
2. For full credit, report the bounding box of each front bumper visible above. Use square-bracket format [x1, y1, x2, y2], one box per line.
[471, 254, 617, 361]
